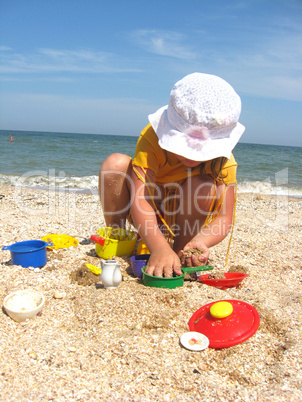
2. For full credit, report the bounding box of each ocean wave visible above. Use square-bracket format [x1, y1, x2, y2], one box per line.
[0, 172, 99, 193]
[1, 173, 301, 198]
[237, 180, 302, 198]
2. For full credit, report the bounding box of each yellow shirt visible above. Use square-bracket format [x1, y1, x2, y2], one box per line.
[132, 124, 237, 185]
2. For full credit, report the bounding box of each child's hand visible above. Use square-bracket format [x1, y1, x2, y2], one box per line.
[178, 241, 210, 267]
[145, 247, 182, 278]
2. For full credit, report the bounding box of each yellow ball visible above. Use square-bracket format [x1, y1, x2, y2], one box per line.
[210, 301, 233, 319]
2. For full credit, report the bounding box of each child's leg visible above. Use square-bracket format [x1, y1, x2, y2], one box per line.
[99, 153, 132, 228]
[172, 174, 220, 253]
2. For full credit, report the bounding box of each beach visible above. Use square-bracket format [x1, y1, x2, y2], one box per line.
[0, 185, 301, 401]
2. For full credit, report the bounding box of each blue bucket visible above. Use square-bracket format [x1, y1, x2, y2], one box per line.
[2, 240, 50, 268]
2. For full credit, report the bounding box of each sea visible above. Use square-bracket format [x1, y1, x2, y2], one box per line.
[1, 130, 301, 198]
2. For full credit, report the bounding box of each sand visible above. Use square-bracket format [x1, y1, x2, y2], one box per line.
[0, 185, 301, 401]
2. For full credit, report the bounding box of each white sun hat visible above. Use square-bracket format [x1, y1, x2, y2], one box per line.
[148, 73, 245, 161]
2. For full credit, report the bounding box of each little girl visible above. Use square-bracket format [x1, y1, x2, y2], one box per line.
[99, 73, 245, 277]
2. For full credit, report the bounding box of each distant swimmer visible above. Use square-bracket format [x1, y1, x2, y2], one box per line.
[9, 135, 14, 142]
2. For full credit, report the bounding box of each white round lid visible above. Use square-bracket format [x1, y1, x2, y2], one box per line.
[180, 331, 209, 351]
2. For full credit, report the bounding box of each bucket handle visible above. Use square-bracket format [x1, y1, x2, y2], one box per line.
[2, 241, 53, 250]
[90, 235, 105, 246]
[182, 265, 213, 274]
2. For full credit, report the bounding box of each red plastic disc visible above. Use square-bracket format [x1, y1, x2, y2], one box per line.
[189, 300, 260, 349]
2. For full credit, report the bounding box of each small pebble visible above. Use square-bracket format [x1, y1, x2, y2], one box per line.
[27, 350, 37, 360]
[54, 292, 66, 299]
[134, 322, 143, 330]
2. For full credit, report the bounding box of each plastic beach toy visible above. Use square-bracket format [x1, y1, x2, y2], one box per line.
[142, 265, 213, 289]
[180, 332, 210, 351]
[136, 240, 150, 255]
[189, 300, 260, 349]
[41, 234, 79, 250]
[131, 254, 150, 278]
[100, 259, 122, 289]
[198, 272, 248, 289]
[85, 263, 102, 275]
[2, 240, 50, 268]
[90, 227, 137, 259]
[3, 289, 45, 322]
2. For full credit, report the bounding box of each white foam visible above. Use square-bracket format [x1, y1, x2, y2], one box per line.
[237, 180, 302, 198]
[0, 173, 99, 192]
[1, 173, 301, 198]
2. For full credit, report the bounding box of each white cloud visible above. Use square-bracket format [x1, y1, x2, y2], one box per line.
[0, 46, 12, 51]
[128, 30, 197, 60]
[0, 47, 141, 74]
[1, 11, 301, 104]
[190, 17, 302, 102]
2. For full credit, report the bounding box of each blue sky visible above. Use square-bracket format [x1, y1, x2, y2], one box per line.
[0, 0, 301, 146]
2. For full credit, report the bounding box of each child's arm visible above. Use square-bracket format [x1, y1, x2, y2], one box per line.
[130, 167, 182, 278]
[178, 183, 236, 267]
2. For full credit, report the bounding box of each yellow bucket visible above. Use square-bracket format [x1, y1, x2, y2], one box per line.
[136, 239, 150, 255]
[92, 227, 137, 259]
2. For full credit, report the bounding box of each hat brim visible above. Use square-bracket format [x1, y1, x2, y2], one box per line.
[149, 106, 245, 162]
